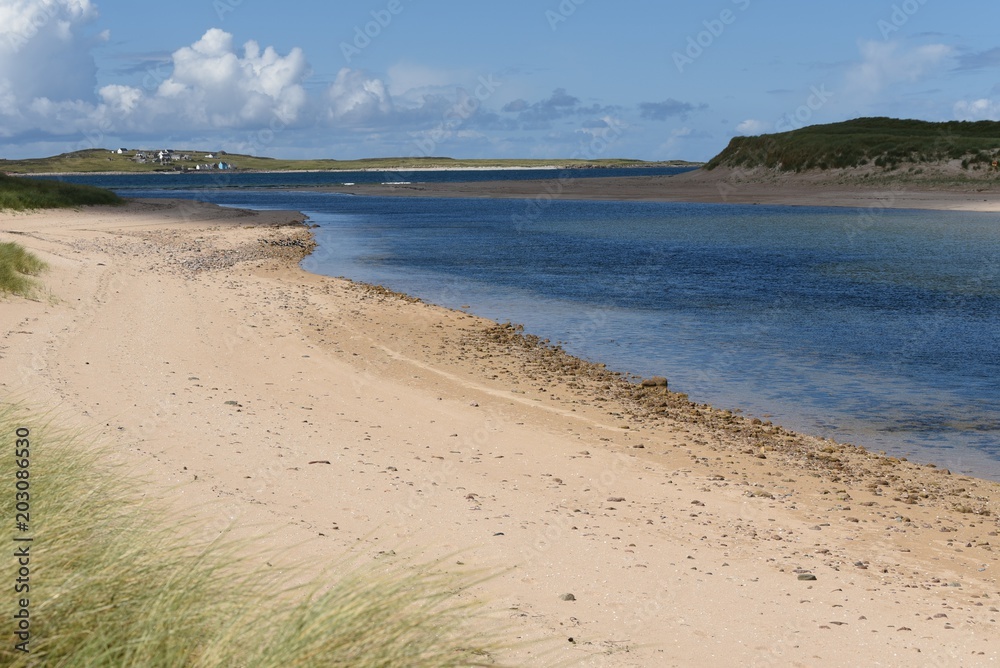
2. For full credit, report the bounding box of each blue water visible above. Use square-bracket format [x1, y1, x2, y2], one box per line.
[71, 172, 1000, 480]
[34, 165, 692, 190]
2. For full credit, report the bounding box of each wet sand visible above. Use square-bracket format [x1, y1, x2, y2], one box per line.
[2, 200, 999, 666]
[322, 167, 1000, 212]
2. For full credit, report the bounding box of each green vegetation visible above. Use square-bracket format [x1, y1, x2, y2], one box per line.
[0, 242, 47, 297]
[0, 147, 696, 174]
[705, 117, 1000, 173]
[0, 172, 123, 209]
[0, 406, 503, 667]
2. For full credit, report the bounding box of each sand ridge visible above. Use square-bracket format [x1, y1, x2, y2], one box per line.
[2, 200, 999, 666]
[319, 167, 1000, 212]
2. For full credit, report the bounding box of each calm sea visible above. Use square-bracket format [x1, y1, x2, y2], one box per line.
[53, 170, 1000, 480]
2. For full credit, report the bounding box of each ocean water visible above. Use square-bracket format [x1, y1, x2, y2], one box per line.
[79, 175, 1000, 480]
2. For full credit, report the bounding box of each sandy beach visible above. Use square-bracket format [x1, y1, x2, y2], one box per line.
[322, 167, 1000, 213]
[2, 199, 999, 666]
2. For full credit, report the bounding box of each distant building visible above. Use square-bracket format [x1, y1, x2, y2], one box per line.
[114, 148, 128, 154]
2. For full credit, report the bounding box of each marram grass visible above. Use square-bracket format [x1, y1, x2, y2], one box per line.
[0, 406, 504, 667]
[0, 243, 47, 298]
[0, 173, 122, 210]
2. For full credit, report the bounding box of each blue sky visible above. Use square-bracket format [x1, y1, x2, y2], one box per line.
[1, 0, 999, 161]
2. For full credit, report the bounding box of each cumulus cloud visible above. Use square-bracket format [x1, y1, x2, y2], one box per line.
[0, 0, 100, 111]
[326, 67, 393, 124]
[953, 98, 1000, 121]
[0, 17, 310, 144]
[113, 28, 310, 130]
[845, 40, 954, 95]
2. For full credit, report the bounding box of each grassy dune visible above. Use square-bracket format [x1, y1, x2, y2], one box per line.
[0, 243, 47, 298]
[0, 406, 503, 667]
[0, 172, 123, 210]
[706, 117, 1000, 173]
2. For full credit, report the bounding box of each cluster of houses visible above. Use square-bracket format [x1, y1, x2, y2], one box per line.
[110, 148, 233, 171]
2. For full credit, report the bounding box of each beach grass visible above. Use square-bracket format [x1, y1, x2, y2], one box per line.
[0, 406, 503, 667]
[0, 242, 47, 297]
[0, 172, 123, 210]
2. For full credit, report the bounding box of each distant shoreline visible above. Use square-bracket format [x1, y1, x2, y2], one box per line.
[10, 165, 580, 177]
[318, 168, 1000, 212]
[17, 164, 1000, 212]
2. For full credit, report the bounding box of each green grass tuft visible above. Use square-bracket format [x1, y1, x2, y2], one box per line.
[0, 242, 47, 297]
[0, 172, 123, 210]
[0, 406, 504, 667]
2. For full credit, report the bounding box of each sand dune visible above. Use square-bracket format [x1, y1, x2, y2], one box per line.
[2, 199, 998, 666]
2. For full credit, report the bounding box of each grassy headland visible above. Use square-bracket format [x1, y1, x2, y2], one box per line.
[705, 117, 1000, 183]
[0, 172, 123, 210]
[1, 148, 697, 174]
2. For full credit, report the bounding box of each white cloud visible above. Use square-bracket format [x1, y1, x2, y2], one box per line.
[845, 40, 954, 95]
[99, 83, 141, 114]
[735, 119, 769, 135]
[0, 21, 311, 145]
[326, 67, 393, 123]
[137, 28, 310, 128]
[953, 98, 1000, 121]
[0, 0, 99, 108]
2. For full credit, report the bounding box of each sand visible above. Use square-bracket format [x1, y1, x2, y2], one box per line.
[2, 198, 999, 666]
[321, 167, 1000, 212]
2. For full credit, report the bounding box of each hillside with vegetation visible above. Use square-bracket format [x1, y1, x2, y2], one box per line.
[0, 148, 695, 174]
[705, 117, 1000, 179]
[0, 172, 122, 210]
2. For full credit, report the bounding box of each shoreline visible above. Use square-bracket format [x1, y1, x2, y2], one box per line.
[5, 164, 693, 177]
[320, 168, 1000, 212]
[3, 199, 999, 666]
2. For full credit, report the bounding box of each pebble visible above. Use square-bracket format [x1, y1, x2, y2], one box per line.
[797, 574, 818, 581]
[560, 593, 576, 601]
